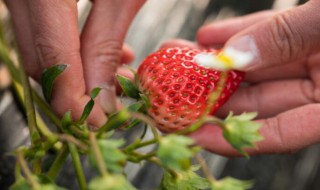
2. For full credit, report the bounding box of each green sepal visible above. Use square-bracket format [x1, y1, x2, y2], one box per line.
[89, 139, 127, 173]
[210, 177, 253, 190]
[61, 110, 73, 129]
[159, 166, 210, 190]
[41, 64, 67, 102]
[99, 102, 143, 132]
[78, 99, 94, 124]
[77, 87, 102, 124]
[222, 112, 263, 157]
[90, 87, 102, 99]
[116, 74, 140, 99]
[88, 174, 136, 190]
[157, 135, 199, 171]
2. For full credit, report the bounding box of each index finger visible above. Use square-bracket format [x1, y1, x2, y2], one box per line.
[27, 0, 107, 127]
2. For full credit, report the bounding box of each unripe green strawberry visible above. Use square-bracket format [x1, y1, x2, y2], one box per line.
[137, 48, 244, 132]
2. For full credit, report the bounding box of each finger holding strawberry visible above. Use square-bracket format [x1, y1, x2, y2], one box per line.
[184, 0, 320, 156]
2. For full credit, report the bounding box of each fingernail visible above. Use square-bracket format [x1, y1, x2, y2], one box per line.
[223, 35, 260, 71]
[99, 84, 117, 113]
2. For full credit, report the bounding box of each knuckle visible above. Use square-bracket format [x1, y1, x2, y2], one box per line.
[266, 117, 293, 153]
[270, 13, 304, 63]
[86, 40, 122, 71]
[35, 40, 79, 68]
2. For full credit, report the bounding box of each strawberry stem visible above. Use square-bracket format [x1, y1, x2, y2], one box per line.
[68, 142, 87, 190]
[195, 154, 216, 182]
[124, 138, 157, 153]
[47, 144, 69, 180]
[130, 112, 160, 141]
[16, 150, 40, 189]
[89, 132, 109, 177]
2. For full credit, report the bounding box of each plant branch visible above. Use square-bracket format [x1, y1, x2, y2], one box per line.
[17, 150, 40, 189]
[89, 132, 108, 176]
[130, 112, 160, 140]
[195, 154, 216, 182]
[58, 134, 89, 151]
[47, 144, 69, 180]
[124, 138, 157, 153]
[68, 143, 87, 190]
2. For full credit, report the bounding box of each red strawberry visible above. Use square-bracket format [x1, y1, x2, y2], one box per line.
[137, 47, 244, 133]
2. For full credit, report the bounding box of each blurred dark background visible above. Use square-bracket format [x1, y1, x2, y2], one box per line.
[1, 0, 319, 190]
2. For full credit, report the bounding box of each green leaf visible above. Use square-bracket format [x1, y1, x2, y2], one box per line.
[157, 135, 198, 171]
[89, 139, 127, 173]
[99, 102, 143, 132]
[41, 64, 68, 102]
[210, 177, 253, 190]
[159, 166, 210, 190]
[88, 174, 136, 190]
[78, 99, 94, 124]
[90, 87, 102, 99]
[223, 112, 263, 157]
[116, 74, 140, 99]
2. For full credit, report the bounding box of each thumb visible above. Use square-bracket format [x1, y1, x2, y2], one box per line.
[222, 0, 320, 71]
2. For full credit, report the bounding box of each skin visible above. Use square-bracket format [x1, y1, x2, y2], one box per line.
[163, 0, 320, 156]
[5, 0, 320, 156]
[4, 0, 145, 128]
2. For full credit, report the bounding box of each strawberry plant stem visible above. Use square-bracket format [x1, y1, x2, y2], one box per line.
[127, 151, 156, 162]
[124, 138, 157, 152]
[47, 144, 69, 180]
[195, 154, 216, 182]
[13, 81, 54, 138]
[68, 143, 87, 190]
[89, 132, 108, 176]
[17, 150, 40, 189]
[58, 134, 88, 151]
[32, 91, 63, 130]
[130, 112, 159, 141]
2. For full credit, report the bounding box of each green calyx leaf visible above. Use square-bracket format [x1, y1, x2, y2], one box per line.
[41, 64, 68, 102]
[210, 177, 253, 190]
[116, 74, 140, 99]
[78, 87, 102, 124]
[157, 135, 199, 171]
[88, 174, 136, 190]
[61, 110, 73, 129]
[90, 87, 102, 99]
[159, 166, 210, 190]
[99, 102, 143, 132]
[89, 139, 127, 173]
[222, 112, 263, 157]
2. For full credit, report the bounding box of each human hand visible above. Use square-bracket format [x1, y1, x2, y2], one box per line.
[163, 0, 320, 156]
[4, 0, 145, 128]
